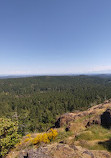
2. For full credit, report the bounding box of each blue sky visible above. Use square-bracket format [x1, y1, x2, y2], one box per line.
[0, 0, 111, 75]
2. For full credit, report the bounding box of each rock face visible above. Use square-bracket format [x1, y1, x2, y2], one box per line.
[101, 109, 111, 128]
[85, 115, 101, 128]
[55, 100, 111, 132]
[55, 113, 77, 128]
[17, 143, 111, 158]
[19, 147, 52, 158]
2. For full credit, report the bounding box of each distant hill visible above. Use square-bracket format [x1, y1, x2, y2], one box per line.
[0, 75, 35, 79]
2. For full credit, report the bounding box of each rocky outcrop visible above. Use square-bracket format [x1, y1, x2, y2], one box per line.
[101, 109, 111, 128]
[6, 99, 111, 158]
[55, 99, 111, 132]
[55, 113, 77, 128]
[85, 115, 101, 128]
[17, 143, 111, 158]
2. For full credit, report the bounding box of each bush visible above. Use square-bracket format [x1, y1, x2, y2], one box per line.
[32, 128, 58, 145]
[24, 128, 58, 145]
[0, 118, 20, 157]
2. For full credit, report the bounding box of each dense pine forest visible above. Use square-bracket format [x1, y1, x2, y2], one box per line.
[1, 75, 111, 134]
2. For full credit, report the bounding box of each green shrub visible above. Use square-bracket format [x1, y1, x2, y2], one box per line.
[0, 118, 21, 157]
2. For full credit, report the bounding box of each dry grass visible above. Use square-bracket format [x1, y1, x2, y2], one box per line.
[74, 125, 111, 151]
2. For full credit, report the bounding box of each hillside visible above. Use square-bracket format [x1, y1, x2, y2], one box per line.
[6, 99, 111, 158]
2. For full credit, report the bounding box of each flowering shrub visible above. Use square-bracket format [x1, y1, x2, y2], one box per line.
[26, 134, 31, 137]
[23, 128, 58, 145]
[32, 128, 58, 145]
[15, 129, 58, 151]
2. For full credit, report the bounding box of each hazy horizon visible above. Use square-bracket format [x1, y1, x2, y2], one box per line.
[1, 71, 111, 77]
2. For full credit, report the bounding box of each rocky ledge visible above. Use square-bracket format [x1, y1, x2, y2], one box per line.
[14, 143, 111, 158]
[55, 99, 111, 132]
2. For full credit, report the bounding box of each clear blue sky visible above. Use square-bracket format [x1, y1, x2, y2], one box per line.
[0, 0, 111, 75]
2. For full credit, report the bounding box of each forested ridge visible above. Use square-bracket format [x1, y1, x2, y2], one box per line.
[1, 75, 111, 134]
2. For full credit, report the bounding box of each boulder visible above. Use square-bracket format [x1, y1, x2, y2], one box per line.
[101, 109, 111, 128]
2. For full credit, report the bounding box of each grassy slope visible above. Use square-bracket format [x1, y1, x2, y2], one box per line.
[74, 125, 111, 151]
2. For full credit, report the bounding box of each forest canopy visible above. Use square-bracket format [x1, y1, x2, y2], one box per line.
[0, 75, 111, 134]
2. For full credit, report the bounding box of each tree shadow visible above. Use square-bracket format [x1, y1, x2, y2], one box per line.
[101, 109, 111, 129]
[98, 139, 111, 152]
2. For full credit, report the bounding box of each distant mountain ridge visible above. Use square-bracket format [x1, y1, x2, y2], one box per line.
[0, 73, 111, 79]
[0, 75, 35, 79]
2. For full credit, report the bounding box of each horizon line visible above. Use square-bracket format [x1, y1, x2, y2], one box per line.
[0, 73, 111, 77]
